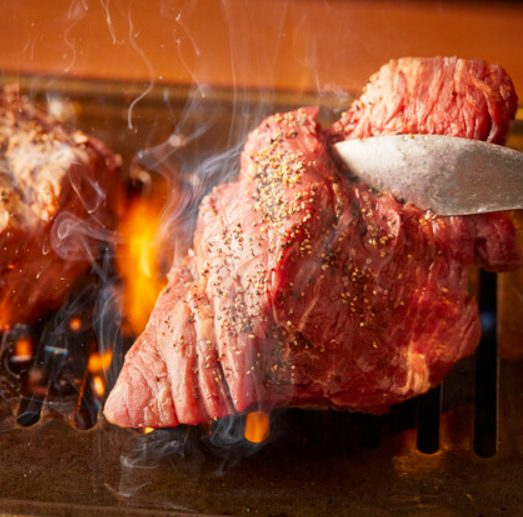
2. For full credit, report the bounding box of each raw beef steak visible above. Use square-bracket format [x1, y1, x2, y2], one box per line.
[105, 58, 521, 428]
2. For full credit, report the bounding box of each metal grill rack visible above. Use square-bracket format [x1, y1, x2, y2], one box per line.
[0, 76, 521, 517]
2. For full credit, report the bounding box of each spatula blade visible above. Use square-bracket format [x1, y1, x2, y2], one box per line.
[333, 135, 523, 216]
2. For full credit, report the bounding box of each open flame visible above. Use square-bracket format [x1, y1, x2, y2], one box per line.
[69, 316, 82, 332]
[12, 337, 33, 363]
[88, 350, 113, 374]
[244, 411, 270, 444]
[88, 350, 113, 399]
[117, 194, 167, 336]
[92, 376, 105, 397]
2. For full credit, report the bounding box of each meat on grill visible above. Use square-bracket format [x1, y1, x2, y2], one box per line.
[0, 87, 123, 329]
[104, 57, 521, 428]
[329, 56, 518, 145]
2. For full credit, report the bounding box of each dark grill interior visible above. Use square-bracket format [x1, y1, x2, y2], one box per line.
[0, 76, 522, 517]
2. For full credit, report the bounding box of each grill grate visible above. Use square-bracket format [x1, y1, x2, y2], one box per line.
[474, 270, 499, 458]
[355, 271, 501, 459]
[6, 241, 502, 458]
[416, 385, 442, 454]
[0, 75, 521, 517]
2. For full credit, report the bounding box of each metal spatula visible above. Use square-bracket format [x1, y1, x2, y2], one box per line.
[333, 135, 523, 216]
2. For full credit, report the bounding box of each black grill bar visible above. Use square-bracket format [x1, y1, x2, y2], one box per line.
[359, 413, 382, 450]
[416, 384, 442, 454]
[474, 270, 499, 458]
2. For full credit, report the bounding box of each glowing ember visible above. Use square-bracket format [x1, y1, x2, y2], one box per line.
[143, 427, 154, 434]
[88, 350, 113, 374]
[69, 317, 82, 332]
[244, 411, 270, 443]
[117, 196, 167, 335]
[12, 337, 32, 363]
[92, 375, 105, 397]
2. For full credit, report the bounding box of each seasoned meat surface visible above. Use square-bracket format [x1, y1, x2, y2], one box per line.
[0, 87, 122, 328]
[104, 57, 521, 428]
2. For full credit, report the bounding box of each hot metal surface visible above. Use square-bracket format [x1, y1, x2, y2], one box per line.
[0, 76, 521, 517]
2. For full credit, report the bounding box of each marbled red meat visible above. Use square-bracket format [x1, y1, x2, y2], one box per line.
[0, 87, 122, 329]
[329, 56, 518, 145]
[104, 57, 521, 428]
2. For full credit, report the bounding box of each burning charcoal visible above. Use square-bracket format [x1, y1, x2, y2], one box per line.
[16, 264, 120, 429]
[104, 57, 522, 430]
[0, 87, 123, 330]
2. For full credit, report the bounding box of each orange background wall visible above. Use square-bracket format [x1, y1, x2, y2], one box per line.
[0, 0, 522, 97]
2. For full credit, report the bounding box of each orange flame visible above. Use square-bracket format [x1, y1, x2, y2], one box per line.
[244, 411, 270, 443]
[92, 375, 105, 397]
[88, 350, 113, 374]
[69, 317, 82, 332]
[12, 337, 32, 362]
[117, 195, 167, 335]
